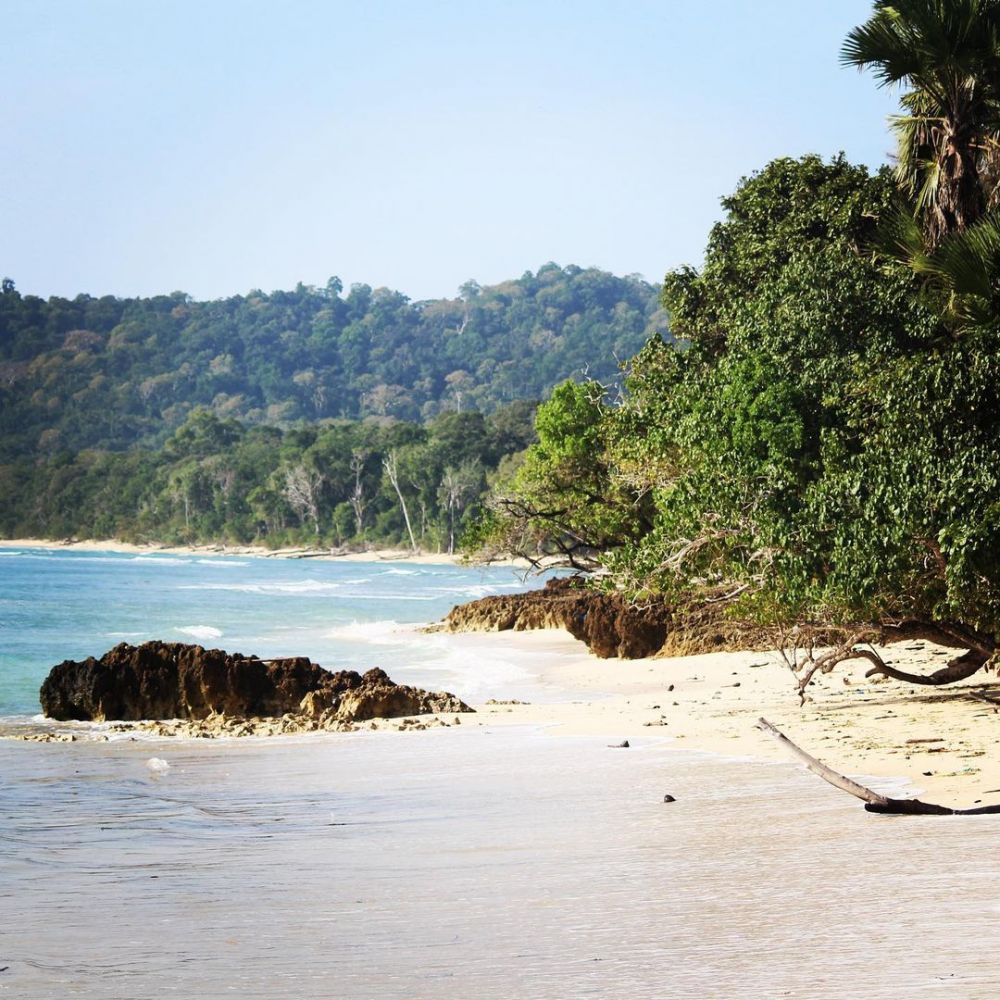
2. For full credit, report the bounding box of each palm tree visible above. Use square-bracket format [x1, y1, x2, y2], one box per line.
[875, 202, 1000, 332]
[842, 0, 1000, 245]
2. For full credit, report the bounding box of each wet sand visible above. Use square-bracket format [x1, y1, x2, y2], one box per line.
[5, 618, 1000, 997]
[4, 725, 999, 999]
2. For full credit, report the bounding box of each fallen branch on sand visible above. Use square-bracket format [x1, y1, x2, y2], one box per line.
[756, 717, 1000, 815]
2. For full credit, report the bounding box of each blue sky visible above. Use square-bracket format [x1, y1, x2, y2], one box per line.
[2, 1, 897, 302]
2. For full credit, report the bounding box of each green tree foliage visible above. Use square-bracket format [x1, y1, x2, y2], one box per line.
[0, 404, 538, 552]
[0, 265, 663, 462]
[842, 0, 1000, 243]
[483, 154, 1000, 679]
[478, 379, 655, 569]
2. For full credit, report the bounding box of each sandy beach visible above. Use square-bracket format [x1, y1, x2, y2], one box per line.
[30, 625, 995, 813]
[0, 536, 471, 565]
[441, 628, 1000, 811]
[4, 538, 995, 810]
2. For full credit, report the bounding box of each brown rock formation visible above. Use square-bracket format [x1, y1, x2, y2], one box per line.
[439, 576, 767, 659]
[439, 577, 669, 658]
[39, 641, 471, 723]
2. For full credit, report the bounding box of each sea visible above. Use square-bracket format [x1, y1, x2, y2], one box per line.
[2, 549, 1000, 999]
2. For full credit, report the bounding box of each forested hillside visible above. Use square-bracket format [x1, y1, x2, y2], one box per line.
[0, 264, 663, 460]
[0, 404, 537, 550]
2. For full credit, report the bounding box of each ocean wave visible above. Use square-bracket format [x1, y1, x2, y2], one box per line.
[105, 631, 147, 638]
[425, 583, 521, 600]
[341, 594, 437, 601]
[175, 625, 223, 640]
[325, 620, 406, 643]
[195, 559, 250, 568]
[178, 580, 343, 595]
[382, 568, 420, 576]
[132, 556, 190, 565]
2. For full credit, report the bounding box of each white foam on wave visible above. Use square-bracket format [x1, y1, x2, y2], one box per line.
[176, 625, 223, 640]
[133, 556, 189, 566]
[179, 582, 437, 602]
[382, 568, 420, 576]
[196, 559, 250, 568]
[326, 620, 407, 643]
[343, 593, 437, 601]
[427, 584, 516, 600]
[406, 632, 537, 700]
[0, 550, 22, 556]
[105, 631, 147, 638]
[322, 623, 539, 701]
[179, 580, 343, 596]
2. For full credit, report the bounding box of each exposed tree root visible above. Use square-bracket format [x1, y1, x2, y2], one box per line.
[779, 618, 997, 702]
[756, 718, 1000, 815]
[863, 648, 991, 686]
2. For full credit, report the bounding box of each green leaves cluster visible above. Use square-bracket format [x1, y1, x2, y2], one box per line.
[484, 153, 1000, 639]
[0, 405, 537, 551]
[0, 265, 663, 462]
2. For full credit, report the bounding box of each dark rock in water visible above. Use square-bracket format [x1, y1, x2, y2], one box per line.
[662, 794, 677, 803]
[40, 641, 471, 723]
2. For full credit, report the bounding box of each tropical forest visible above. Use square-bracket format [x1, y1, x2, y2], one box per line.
[480, 2, 1000, 690]
[5, 1, 1000, 690]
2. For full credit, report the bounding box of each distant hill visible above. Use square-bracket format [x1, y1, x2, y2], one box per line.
[0, 264, 665, 460]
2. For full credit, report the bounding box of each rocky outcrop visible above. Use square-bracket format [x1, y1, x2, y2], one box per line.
[439, 576, 767, 659]
[39, 641, 471, 724]
[438, 576, 670, 658]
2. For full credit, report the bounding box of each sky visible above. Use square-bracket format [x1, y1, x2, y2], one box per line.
[2, 0, 899, 303]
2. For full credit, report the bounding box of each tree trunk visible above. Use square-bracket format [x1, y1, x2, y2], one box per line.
[383, 452, 418, 552]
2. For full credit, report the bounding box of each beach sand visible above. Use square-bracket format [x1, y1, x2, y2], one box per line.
[441, 629, 1000, 811]
[0, 536, 472, 565]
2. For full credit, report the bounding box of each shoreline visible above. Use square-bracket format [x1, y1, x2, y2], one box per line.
[7, 618, 998, 810]
[0, 536, 495, 566]
[3, 542, 994, 809]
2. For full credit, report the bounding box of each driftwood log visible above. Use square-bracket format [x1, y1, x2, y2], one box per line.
[756, 717, 1000, 815]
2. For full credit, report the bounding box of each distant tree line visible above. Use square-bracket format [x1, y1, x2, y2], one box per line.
[0, 403, 537, 552]
[0, 264, 663, 462]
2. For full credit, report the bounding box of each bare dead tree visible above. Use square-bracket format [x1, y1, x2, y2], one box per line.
[439, 466, 477, 555]
[776, 619, 997, 705]
[349, 450, 369, 536]
[383, 451, 418, 552]
[283, 464, 323, 535]
[757, 717, 1000, 815]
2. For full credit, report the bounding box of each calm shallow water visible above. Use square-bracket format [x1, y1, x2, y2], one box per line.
[3, 729, 999, 999]
[3, 550, 1000, 998]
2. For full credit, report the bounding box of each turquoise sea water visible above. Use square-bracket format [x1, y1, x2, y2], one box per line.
[0, 548, 542, 717]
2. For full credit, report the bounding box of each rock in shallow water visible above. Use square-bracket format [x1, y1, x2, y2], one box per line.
[39, 641, 471, 725]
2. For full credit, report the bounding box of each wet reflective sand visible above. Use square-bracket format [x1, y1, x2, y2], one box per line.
[3, 729, 999, 999]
